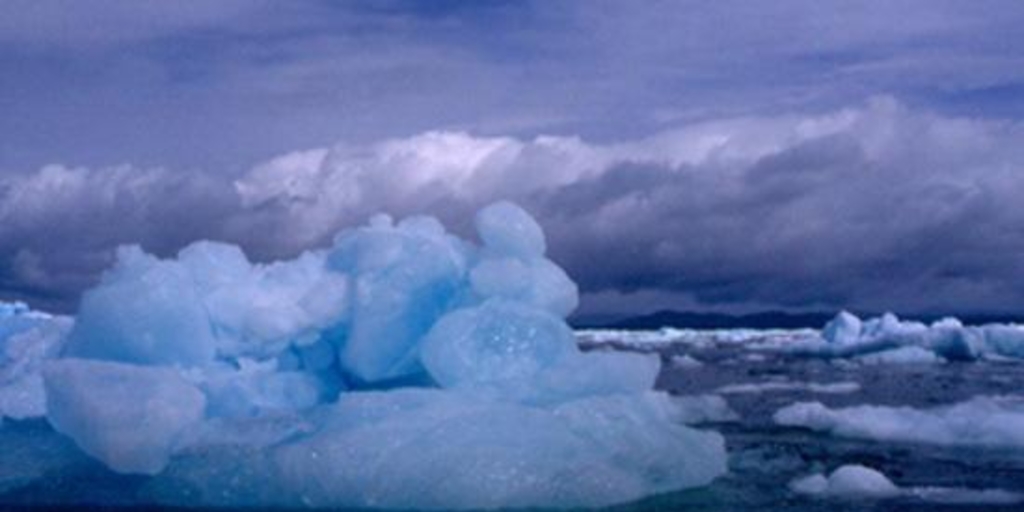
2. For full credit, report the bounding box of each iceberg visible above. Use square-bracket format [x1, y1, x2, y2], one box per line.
[3, 201, 726, 509]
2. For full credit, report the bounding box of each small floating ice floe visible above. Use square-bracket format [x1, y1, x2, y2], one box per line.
[716, 379, 860, 395]
[774, 395, 1024, 447]
[791, 464, 1022, 504]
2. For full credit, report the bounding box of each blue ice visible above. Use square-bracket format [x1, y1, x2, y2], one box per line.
[5, 201, 727, 509]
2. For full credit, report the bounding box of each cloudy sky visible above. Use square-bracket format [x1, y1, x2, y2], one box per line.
[3, 1, 1024, 318]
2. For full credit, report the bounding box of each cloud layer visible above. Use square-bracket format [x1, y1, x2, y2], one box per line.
[4, 98, 1024, 316]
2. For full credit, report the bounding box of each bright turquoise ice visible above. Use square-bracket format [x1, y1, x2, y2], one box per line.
[13, 201, 726, 509]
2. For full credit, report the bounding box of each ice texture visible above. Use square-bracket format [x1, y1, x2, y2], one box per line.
[7, 201, 725, 509]
[790, 464, 1023, 504]
[715, 380, 860, 395]
[774, 396, 1024, 447]
[790, 465, 899, 498]
[794, 311, 1024, 361]
[275, 389, 725, 509]
[0, 303, 71, 420]
[44, 359, 206, 474]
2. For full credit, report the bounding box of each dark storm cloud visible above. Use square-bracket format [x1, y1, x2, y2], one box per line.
[3, 2, 1024, 316]
[5, 99, 1024, 316]
[0, 165, 237, 311]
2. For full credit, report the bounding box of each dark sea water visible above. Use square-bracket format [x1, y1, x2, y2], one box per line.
[3, 331, 1023, 512]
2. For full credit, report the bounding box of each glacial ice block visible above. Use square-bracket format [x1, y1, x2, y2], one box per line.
[330, 216, 467, 384]
[790, 465, 900, 498]
[0, 303, 71, 420]
[274, 388, 726, 510]
[420, 299, 576, 392]
[44, 359, 206, 474]
[65, 247, 217, 367]
[822, 310, 863, 346]
[475, 200, 546, 260]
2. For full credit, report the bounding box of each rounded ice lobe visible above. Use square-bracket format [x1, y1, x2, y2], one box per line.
[475, 201, 546, 259]
[790, 465, 900, 499]
[329, 219, 468, 384]
[469, 257, 578, 317]
[420, 299, 575, 391]
[822, 310, 862, 346]
[826, 465, 900, 498]
[43, 359, 206, 474]
[65, 247, 217, 367]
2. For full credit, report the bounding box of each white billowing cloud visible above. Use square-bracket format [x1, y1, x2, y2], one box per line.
[231, 131, 611, 252]
[4, 97, 1024, 315]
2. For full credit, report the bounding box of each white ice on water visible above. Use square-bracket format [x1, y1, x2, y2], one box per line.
[791, 464, 1022, 505]
[775, 395, 1024, 448]
[799, 311, 1024, 361]
[715, 380, 861, 395]
[0, 202, 727, 509]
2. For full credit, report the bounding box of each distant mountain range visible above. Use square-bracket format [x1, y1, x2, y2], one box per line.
[571, 309, 1024, 330]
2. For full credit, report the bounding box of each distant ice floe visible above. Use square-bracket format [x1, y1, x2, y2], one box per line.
[774, 395, 1024, 447]
[576, 327, 816, 351]
[668, 354, 704, 368]
[0, 202, 727, 509]
[580, 310, 1024, 365]
[790, 311, 1024, 362]
[716, 379, 860, 395]
[666, 394, 739, 424]
[791, 464, 1022, 504]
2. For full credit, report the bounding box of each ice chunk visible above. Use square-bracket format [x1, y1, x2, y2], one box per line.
[792, 311, 1024, 361]
[0, 304, 71, 420]
[469, 257, 578, 317]
[192, 359, 327, 418]
[330, 218, 467, 384]
[790, 465, 900, 498]
[65, 247, 217, 367]
[274, 388, 725, 509]
[774, 396, 1024, 447]
[822, 311, 862, 346]
[43, 359, 206, 474]
[531, 351, 660, 403]
[791, 465, 1023, 504]
[475, 201, 546, 260]
[195, 249, 349, 359]
[980, 325, 1024, 358]
[421, 300, 658, 403]
[420, 299, 575, 392]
